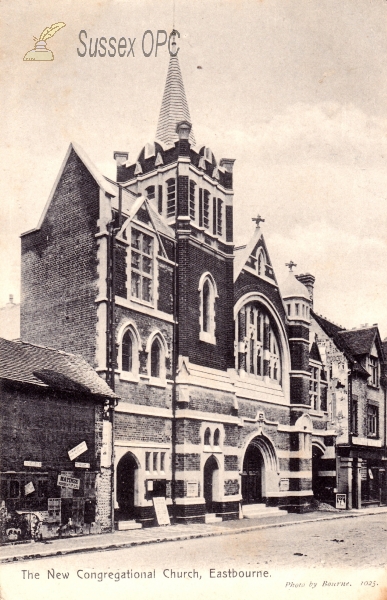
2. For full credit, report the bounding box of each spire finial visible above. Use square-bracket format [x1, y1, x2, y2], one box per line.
[252, 214, 265, 228]
[286, 260, 297, 272]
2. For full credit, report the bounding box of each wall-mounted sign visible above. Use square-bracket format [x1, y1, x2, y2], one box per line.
[153, 497, 170, 526]
[68, 441, 87, 461]
[75, 462, 90, 469]
[336, 494, 346, 509]
[187, 481, 198, 498]
[24, 460, 42, 468]
[146, 480, 154, 492]
[57, 474, 80, 490]
[279, 478, 290, 492]
[25, 482, 35, 496]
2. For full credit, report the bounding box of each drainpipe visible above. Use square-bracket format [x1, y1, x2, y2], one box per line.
[171, 203, 178, 521]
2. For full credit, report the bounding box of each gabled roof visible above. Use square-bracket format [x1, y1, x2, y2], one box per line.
[311, 311, 345, 339]
[0, 338, 118, 400]
[155, 54, 196, 147]
[114, 194, 175, 241]
[234, 226, 277, 283]
[337, 327, 382, 358]
[21, 142, 117, 237]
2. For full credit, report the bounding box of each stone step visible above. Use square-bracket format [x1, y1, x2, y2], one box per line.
[115, 520, 143, 531]
[242, 504, 285, 519]
[205, 513, 223, 524]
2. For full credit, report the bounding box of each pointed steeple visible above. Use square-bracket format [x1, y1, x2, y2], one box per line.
[155, 44, 196, 147]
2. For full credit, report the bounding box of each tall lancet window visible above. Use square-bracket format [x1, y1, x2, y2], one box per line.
[166, 178, 176, 217]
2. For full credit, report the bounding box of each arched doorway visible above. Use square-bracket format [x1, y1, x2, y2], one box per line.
[116, 452, 138, 519]
[242, 443, 263, 504]
[312, 445, 325, 501]
[203, 455, 218, 513]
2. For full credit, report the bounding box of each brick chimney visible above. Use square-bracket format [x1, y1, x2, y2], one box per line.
[296, 273, 315, 307]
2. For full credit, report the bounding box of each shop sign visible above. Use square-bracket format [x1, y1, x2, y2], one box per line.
[68, 441, 87, 461]
[153, 497, 170, 526]
[335, 494, 346, 509]
[25, 482, 35, 496]
[75, 462, 90, 469]
[57, 474, 80, 490]
[24, 460, 42, 468]
[187, 481, 198, 498]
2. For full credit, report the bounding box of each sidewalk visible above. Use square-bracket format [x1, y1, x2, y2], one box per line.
[1, 506, 386, 564]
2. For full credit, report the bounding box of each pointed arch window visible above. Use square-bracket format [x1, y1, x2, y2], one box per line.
[151, 339, 161, 378]
[257, 250, 266, 277]
[235, 302, 282, 386]
[145, 185, 155, 200]
[213, 428, 220, 447]
[199, 273, 218, 344]
[119, 324, 140, 381]
[122, 330, 133, 373]
[204, 428, 211, 446]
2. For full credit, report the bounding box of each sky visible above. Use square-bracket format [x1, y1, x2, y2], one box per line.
[0, 0, 386, 338]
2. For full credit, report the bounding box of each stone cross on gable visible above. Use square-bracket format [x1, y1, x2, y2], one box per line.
[252, 215, 265, 227]
[285, 260, 297, 272]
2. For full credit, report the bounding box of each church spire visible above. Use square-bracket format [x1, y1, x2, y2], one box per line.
[155, 38, 196, 147]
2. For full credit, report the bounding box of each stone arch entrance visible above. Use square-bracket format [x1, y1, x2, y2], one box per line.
[242, 443, 264, 504]
[241, 435, 279, 504]
[312, 444, 325, 501]
[203, 455, 219, 513]
[116, 452, 138, 519]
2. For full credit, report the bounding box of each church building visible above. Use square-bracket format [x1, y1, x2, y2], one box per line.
[20, 43, 334, 527]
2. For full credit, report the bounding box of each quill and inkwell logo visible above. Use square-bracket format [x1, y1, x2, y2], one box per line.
[23, 22, 66, 61]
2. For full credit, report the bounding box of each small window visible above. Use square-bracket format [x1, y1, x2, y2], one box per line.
[160, 452, 165, 472]
[203, 190, 210, 229]
[153, 452, 158, 471]
[166, 178, 176, 217]
[287, 304, 291, 316]
[203, 280, 211, 333]
[145, 452, 151, 471]
[150, 339, 161, 378]
[214, 429, 220, 446]
[217, 199, 223, 236]
[145, 185, 155, 200]
[122, 330, 133, 372]
[367, 405, 378, 437]
[295, 303, 299, 316]
[189, 180, 196, 220]
[204, 428, 211, 445]
[369, 356, 378, 387]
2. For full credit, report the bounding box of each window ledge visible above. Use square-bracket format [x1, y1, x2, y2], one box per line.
[118, 371, 140, 383]
[148, 377, 167, 388]
[203, 446, 222, 453]
[199, 331, 216, 345]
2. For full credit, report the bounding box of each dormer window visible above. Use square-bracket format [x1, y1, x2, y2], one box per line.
[166, 178, 176, 217]
[130, 228, 153, 304]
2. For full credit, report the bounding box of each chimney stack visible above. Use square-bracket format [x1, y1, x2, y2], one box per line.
[296, 273, 315, 307]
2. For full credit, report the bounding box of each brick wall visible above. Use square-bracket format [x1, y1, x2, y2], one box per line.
[115, 413, 171, 444]
[21, 149, 100, 367]
[176, 239, 234, 371]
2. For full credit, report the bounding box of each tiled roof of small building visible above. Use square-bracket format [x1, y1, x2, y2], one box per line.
[0, 338, 118, 399]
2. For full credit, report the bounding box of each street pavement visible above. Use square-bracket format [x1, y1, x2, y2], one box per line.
[1, 511, 386, 600]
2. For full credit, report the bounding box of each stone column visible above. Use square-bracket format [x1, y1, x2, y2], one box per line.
[339, 457, 353, 509]
[353, 458, 362, 509]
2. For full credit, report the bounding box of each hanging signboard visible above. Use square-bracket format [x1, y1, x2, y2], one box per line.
[75, 462, 90, 469]
[68, 441, 87, 461]
[153, 497, 170, 526]
[57, 474, 80, 490]
[335, 494, 346, 509]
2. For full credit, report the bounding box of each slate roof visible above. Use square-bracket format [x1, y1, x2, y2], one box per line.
[337, 327, 378, 357]
[309, 341, 322, 362]
[0, 338, 118, 400]
[155, 54, 196, 147]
